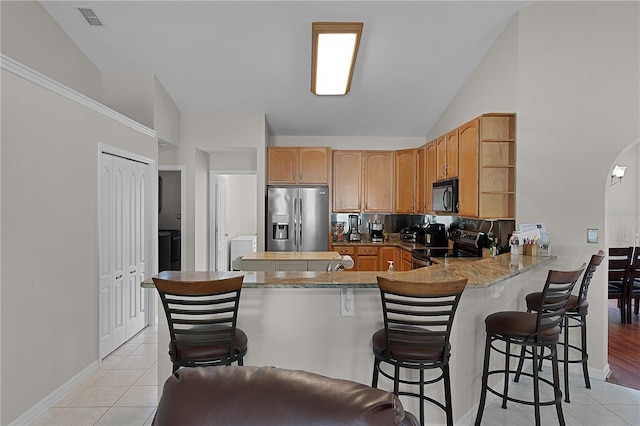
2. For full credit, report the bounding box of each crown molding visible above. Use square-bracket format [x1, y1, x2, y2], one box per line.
[1, 54, 157, 138]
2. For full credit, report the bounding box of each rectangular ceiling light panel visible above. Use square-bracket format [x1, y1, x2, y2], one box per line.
[312, 22, 363, 96]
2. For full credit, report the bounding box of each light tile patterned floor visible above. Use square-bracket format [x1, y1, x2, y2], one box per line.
[28, 325, 158, 426]
[27, 323, 640, 425]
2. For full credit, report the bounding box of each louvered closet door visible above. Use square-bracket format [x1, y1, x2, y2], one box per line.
[99, 153, 149, 358]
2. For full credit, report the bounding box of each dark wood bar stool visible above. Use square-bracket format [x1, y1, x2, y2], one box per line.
[372, 276, 468, 426]
[153, 274, 247, 373]
[475, 265, 585, 426]
[520, 250, 604, 402]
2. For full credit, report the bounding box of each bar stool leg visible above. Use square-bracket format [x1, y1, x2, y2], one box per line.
[551, 345, 566, 426]
[372, 358, 380, 388]
[580, 314, 591, 389]
[532, 344, 541, 426]
[419, 369, 425, 426]
[502, 341, 511, 408]
[443, 364, 453, 426]
[475, 334, 492, 426]
[564, 317, 570, 403]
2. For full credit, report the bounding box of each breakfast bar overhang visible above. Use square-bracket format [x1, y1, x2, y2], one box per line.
[143, 253, 557, 424]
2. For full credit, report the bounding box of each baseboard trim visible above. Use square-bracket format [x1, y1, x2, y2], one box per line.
[9, 361, 99, 426]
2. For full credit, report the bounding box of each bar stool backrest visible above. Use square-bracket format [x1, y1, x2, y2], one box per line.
[153, 275, 244, 366]
[575, 250, 605, 308]
[376, 277, 468, 365]
[535, 266, 586, 342]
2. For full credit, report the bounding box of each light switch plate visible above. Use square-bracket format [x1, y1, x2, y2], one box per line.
[340, 288, 355, 316]
[587, 228, 598, 243]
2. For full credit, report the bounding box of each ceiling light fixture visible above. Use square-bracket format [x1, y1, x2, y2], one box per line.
[311, 22, 363, 96]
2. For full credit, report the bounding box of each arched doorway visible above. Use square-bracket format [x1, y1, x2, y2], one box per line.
[604, 140, 640, 389]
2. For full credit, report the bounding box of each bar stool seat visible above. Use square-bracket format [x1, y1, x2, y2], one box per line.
[475, 266, 586, 426]
[521, 251, 604, 403]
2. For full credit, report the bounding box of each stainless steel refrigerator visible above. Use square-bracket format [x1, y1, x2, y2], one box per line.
[266, 186, 329, 251]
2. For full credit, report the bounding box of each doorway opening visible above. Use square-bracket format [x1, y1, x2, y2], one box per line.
[158, 166, 186, 272]
[209, 173, 258, 271]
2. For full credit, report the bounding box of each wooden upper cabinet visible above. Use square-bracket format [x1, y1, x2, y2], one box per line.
[362, 151, 394, 212]
[436, 130, 459, 180]
[267, 147, 330, 185]
[425, 141, 437, 213]
[299, 147, 330, 184]
[416, 145, 426, 213]
[332, 150, 362, 212]
[478, 114, 516, 219]
[267, 147, 298, 184]
[458, 118, 480, 218]
[394, 148, 417, 213]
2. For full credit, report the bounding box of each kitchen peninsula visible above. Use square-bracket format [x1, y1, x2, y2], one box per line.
[146, 253, 556, 424]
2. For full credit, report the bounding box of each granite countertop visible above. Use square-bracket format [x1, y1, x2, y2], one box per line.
[143, 253, 556, 290]
[240, 251, 340, 261]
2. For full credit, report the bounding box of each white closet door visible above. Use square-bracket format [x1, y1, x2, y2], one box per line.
[125, 161, 147, 338]
[99, 153, 149, 358]
[99, 154, 115, 358]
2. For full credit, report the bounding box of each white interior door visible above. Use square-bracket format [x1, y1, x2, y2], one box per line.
[99, 152, 149, 358]
[216, 177, 228, 271]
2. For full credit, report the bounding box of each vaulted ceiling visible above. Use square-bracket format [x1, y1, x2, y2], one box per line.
[40, 1, 532, 137]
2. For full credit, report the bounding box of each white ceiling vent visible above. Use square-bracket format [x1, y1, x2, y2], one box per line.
[76, 7, 105, 27]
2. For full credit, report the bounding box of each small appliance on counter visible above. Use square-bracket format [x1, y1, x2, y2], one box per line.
[348, 214, 361, 241]
[423, 223, 447, 247]
[369, 219, 384, 242]
[400, 225, 425, 243]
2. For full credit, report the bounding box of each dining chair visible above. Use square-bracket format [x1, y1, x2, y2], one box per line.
[628, 247, 640, 320]
[607, 247, 634, 324]
[153, 275, 247, 372]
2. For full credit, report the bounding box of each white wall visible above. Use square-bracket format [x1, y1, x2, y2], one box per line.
[0, 69, 157, 424]
[225, 174, 258, 238]
[607, 144, 640, 247]
[175, 113, 267, 269]
[0, 1, 102, 102]
[430, 1, 640, 375]
[101, 72, 156, 129]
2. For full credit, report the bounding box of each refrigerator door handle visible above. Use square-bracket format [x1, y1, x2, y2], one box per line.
[299, 197, 303, 247]
[293, 197, 298, 247]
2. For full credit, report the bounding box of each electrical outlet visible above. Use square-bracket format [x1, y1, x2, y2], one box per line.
[177, 213, 181, 220]
[340, 288, 355, 317]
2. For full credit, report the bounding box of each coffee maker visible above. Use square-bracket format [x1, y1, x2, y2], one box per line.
[348, 215, 361, 241]
[424, 223, 447, 247]
[369, 219, 384, 243]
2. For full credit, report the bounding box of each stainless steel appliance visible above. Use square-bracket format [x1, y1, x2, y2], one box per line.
[411, 227, 485, 268]
[348, 214, 361, 241]
[448, 228, 487, 257]
[369, 220, 384, 242]
[400, 225, 425, 243]
[267, 186, 329, 251]
[433, 179, 459, 213]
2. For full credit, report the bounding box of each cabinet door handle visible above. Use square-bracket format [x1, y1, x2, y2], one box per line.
[115, 274, 123, 280]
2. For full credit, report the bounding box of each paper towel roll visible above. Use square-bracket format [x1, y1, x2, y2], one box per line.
[340, 255, 354, 269]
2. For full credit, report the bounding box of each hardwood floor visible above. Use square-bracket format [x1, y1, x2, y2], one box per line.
[607, 299, 640, 390]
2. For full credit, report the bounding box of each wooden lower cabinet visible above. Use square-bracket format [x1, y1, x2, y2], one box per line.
[357, 246, 378, 271]
[379, 246, 400, 271]
[400, 248, 412, 271]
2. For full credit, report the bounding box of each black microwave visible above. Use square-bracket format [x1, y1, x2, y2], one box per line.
[432, 179, 459, 213]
